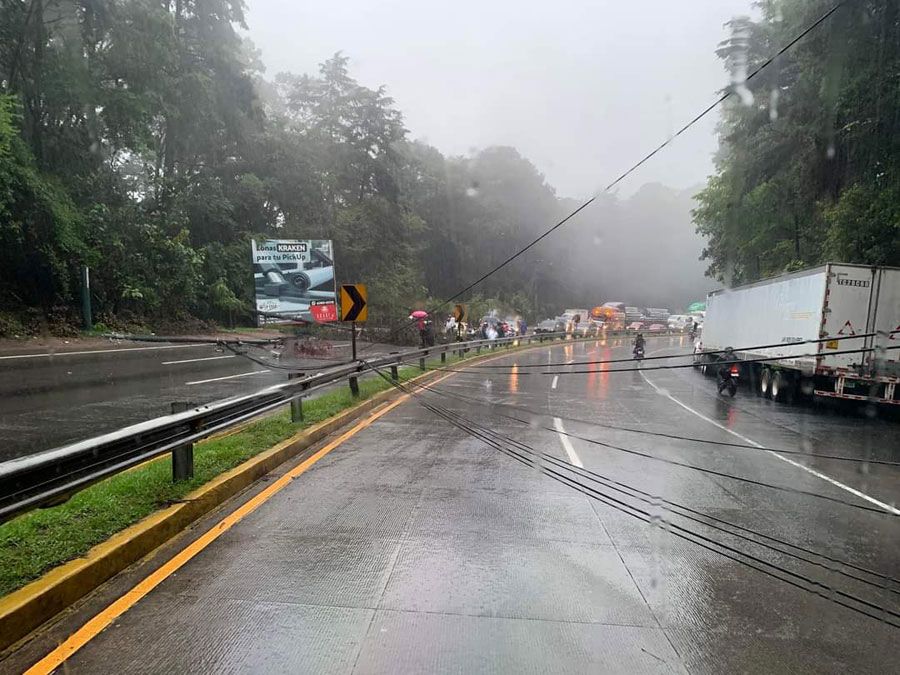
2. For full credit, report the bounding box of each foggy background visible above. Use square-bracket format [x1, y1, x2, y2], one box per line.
[246, 0, 755, 199]
[245, 0, 757, 311]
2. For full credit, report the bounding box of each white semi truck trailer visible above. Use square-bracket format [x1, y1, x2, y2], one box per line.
[696, 263, 899, 405]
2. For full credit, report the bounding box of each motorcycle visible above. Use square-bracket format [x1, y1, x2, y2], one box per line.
[633, 345, 645, 360]
[717, 362, 739, 397]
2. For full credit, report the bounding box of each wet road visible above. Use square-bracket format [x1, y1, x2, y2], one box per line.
[0, 339, 392, 461]
[7, 336, 899, 673]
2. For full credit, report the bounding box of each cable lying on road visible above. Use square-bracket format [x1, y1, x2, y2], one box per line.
[104, 333, 282, 346]
[387, 369, 900, 516]
[221, 340, 357, 371]
[403, 378, 900, 467]
[465, 331, 900, 369]
[393, 374, 900, 588]
[422, 345, 900, 376]
[365, 363, 900, 629]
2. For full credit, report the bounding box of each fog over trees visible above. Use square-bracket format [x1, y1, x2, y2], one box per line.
[0, 0, 894, 335]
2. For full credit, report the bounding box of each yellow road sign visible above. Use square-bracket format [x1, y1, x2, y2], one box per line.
[340, 284, 368, 322]
[452, 303, 468, 323]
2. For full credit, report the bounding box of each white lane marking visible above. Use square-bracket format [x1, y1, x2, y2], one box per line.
[551, 375, 559, 390]
[162, 355, 236, 366]
[639, 365, 900, 515]
[553, 417, 583, 467]
[0, 343, 207, 360]
[186, 370, 270, 386]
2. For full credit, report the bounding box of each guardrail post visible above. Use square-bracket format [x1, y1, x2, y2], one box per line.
[440, 351, 447, 363]
[349, 375, 360, 397]
[391, 364, 399, 381]
[170, 402, 194, 482]
[419, 356, 426, 370]
[288, 373, 304, 423]
[476, 345, 481, 354]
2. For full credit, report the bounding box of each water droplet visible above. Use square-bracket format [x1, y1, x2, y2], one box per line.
[729, 23, 755, 106]
[826, 144, 835, 159]
[736, 85, 755, 106]
[769, 89, 779, 121]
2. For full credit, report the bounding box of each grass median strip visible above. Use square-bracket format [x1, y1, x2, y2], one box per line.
[0, 343, 522, 598]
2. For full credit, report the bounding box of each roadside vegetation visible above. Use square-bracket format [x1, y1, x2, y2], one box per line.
[1, 0, 719, 339]
[0, 342, 523, 597]
[693, 1, 899, 283]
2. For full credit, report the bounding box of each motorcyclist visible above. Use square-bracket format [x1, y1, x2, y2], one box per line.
[717, 347, 735, 391]
[633, 332, 645, 356]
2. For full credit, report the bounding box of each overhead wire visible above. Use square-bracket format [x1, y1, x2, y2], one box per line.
[355, 0, 849, 354]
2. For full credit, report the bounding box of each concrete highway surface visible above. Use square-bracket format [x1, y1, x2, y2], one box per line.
[4, 336, 898, 673]
[0, 338, 395, 461]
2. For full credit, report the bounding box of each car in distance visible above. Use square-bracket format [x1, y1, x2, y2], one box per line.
[535, 319, 562, 334]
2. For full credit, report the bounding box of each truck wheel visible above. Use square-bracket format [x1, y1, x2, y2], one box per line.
[771, 371, 792, 403]
[760, 368, 772, 398]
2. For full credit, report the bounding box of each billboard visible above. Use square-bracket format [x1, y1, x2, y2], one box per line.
[251, 239, 336, 324]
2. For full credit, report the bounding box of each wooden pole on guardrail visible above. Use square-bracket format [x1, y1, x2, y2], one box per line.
[170, 402, 194, 482]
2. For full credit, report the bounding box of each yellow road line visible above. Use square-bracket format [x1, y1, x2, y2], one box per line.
[26, 391, 420, 675]
[25, 345, 538, 673]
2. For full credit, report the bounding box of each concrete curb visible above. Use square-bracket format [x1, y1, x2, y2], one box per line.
[0, 337, 579, 652]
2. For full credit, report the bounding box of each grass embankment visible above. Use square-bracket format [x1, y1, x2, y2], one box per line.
[0, 345, 501, 597]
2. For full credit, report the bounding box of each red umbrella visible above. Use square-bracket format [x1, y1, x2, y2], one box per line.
[409, 310, 428, 319]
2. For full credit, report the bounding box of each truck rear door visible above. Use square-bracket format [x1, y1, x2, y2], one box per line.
[819, 265, 880, 373]
[870, 268, 900, 376]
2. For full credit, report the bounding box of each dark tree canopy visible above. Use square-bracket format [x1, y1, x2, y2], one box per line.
[693, 0, 900, 285]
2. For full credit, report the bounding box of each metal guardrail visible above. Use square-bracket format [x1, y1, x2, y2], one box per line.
[0, 331, 577, 523]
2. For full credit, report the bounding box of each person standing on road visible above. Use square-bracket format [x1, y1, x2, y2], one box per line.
[415, 314, 427, 347]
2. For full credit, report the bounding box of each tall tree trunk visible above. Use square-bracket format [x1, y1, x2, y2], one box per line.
[30, 0, 45, 167]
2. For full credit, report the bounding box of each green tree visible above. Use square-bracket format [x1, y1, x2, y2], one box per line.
[694, 0, 900, 283]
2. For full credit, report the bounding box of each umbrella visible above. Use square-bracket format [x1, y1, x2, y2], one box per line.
[410, 310, 428, 319]
[687, 301, 706, 313]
